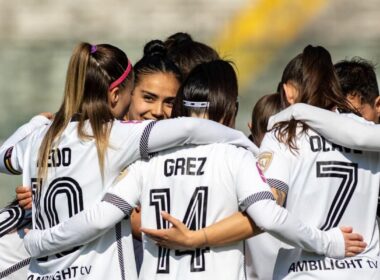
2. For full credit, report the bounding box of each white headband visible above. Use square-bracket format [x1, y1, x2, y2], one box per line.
[183, 100, 210, 108]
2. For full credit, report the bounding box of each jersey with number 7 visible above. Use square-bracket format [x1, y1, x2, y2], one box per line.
[259, 127, 380, 279]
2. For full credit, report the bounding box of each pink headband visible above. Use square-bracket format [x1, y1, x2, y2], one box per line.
[109, 61, 132, 90]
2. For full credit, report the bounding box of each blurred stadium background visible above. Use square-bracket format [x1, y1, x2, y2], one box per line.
[0, 0, 379, 205]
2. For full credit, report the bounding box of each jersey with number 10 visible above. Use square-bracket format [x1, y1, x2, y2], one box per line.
[16, 120, 156, 280]
[108, 143, 270, 280]
[259, 126, 380, 279]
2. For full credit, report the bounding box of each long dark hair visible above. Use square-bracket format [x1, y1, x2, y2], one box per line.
[274, 45, 356, 150]
[171, 59, 238, 127]
[251, 93, 282, 146]
[164, 32, 220, 78]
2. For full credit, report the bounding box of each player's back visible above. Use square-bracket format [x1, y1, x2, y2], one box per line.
[260, 127, 380, 279]
[136, 143, 252, 280]
[23, 120, 152, 280]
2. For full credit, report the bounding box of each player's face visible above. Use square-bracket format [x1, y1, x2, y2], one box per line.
[347, 94, 379, 123]
[127, 72, 180, 121]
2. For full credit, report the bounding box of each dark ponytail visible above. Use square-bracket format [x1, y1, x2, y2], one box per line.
[172, 59, 238, 127]
[274, 45, 357, 151]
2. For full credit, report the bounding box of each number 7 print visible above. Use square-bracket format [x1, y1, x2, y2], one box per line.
[316, 161, 358, 231]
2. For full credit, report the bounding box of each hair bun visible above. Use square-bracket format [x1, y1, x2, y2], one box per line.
[143, 40, 166, 57]
[167, 32, 192, 44]
[165, 32, 193, 50]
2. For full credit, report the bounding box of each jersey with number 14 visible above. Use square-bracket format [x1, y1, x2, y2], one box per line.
[108, 143, 270, 280]
[259, 125, 380, 279]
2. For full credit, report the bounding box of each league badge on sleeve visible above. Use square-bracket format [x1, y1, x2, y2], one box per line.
[257, 152, 273, 173]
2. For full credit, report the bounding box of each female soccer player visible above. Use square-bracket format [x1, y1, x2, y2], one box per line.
[141, 47, 372, 280]
[0, 42, 257, 280]
[126, 40, 182, 121]
[23, 59, 364, 279]
[256, 45, 380, 279]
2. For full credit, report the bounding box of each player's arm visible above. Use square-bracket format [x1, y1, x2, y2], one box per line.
[143, 204, 365, 258]
[24, 164, 142, 258]
[146, 117, 259, 156]
[142, 211, 262, 249]
[244, 195, 364, 258]
[0, 113, 52, 174]
[222, 151, 364, 259]
[246, 137, 363, 258]
[145, 151, 366, 258]
[142, 184, 286, 248]
[271, 187, 286, 206]
[24, 200, 127, 257]
[130, 207, 142, 240]
[268, 103, 380, 151]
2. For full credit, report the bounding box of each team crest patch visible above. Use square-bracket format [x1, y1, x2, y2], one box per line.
[257, 152, 273, 173]
[115, 168, 129, 183]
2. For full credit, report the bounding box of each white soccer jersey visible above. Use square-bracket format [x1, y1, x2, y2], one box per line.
[0, 115, 257, 280]
[259, 125, 380, 279]
[23, 141, 350, 280]
[115, 144, 264, 280]
[22, 120, 154, 280]
[0, 204, 31, 280]
[244, 233, 281, 280]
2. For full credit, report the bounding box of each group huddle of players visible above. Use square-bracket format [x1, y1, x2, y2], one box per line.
[0, 32, 379, 280]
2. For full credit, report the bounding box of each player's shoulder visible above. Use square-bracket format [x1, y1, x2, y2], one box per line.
[111, 119, 153, 142]
[211, 143, 256, 167]
[340, 112, 375, 125]
[195, 142, 253, 157]
[259, 129, 302, 164]
[260, 130, 286, 151]
[112, 119, 153, 130]
[218, 142, 253, 155]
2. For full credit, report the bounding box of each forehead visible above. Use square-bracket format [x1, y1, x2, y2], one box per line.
[346, 94, 377, 119]
[347, 93, 373, 106]
[135, 72, 180, 98]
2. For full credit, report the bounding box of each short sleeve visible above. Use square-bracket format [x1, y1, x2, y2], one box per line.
[108, 120, 156, 170]
[103, 161, 144, 216]
[258, 132, 292, 195]
[233, 149, 275, 212]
